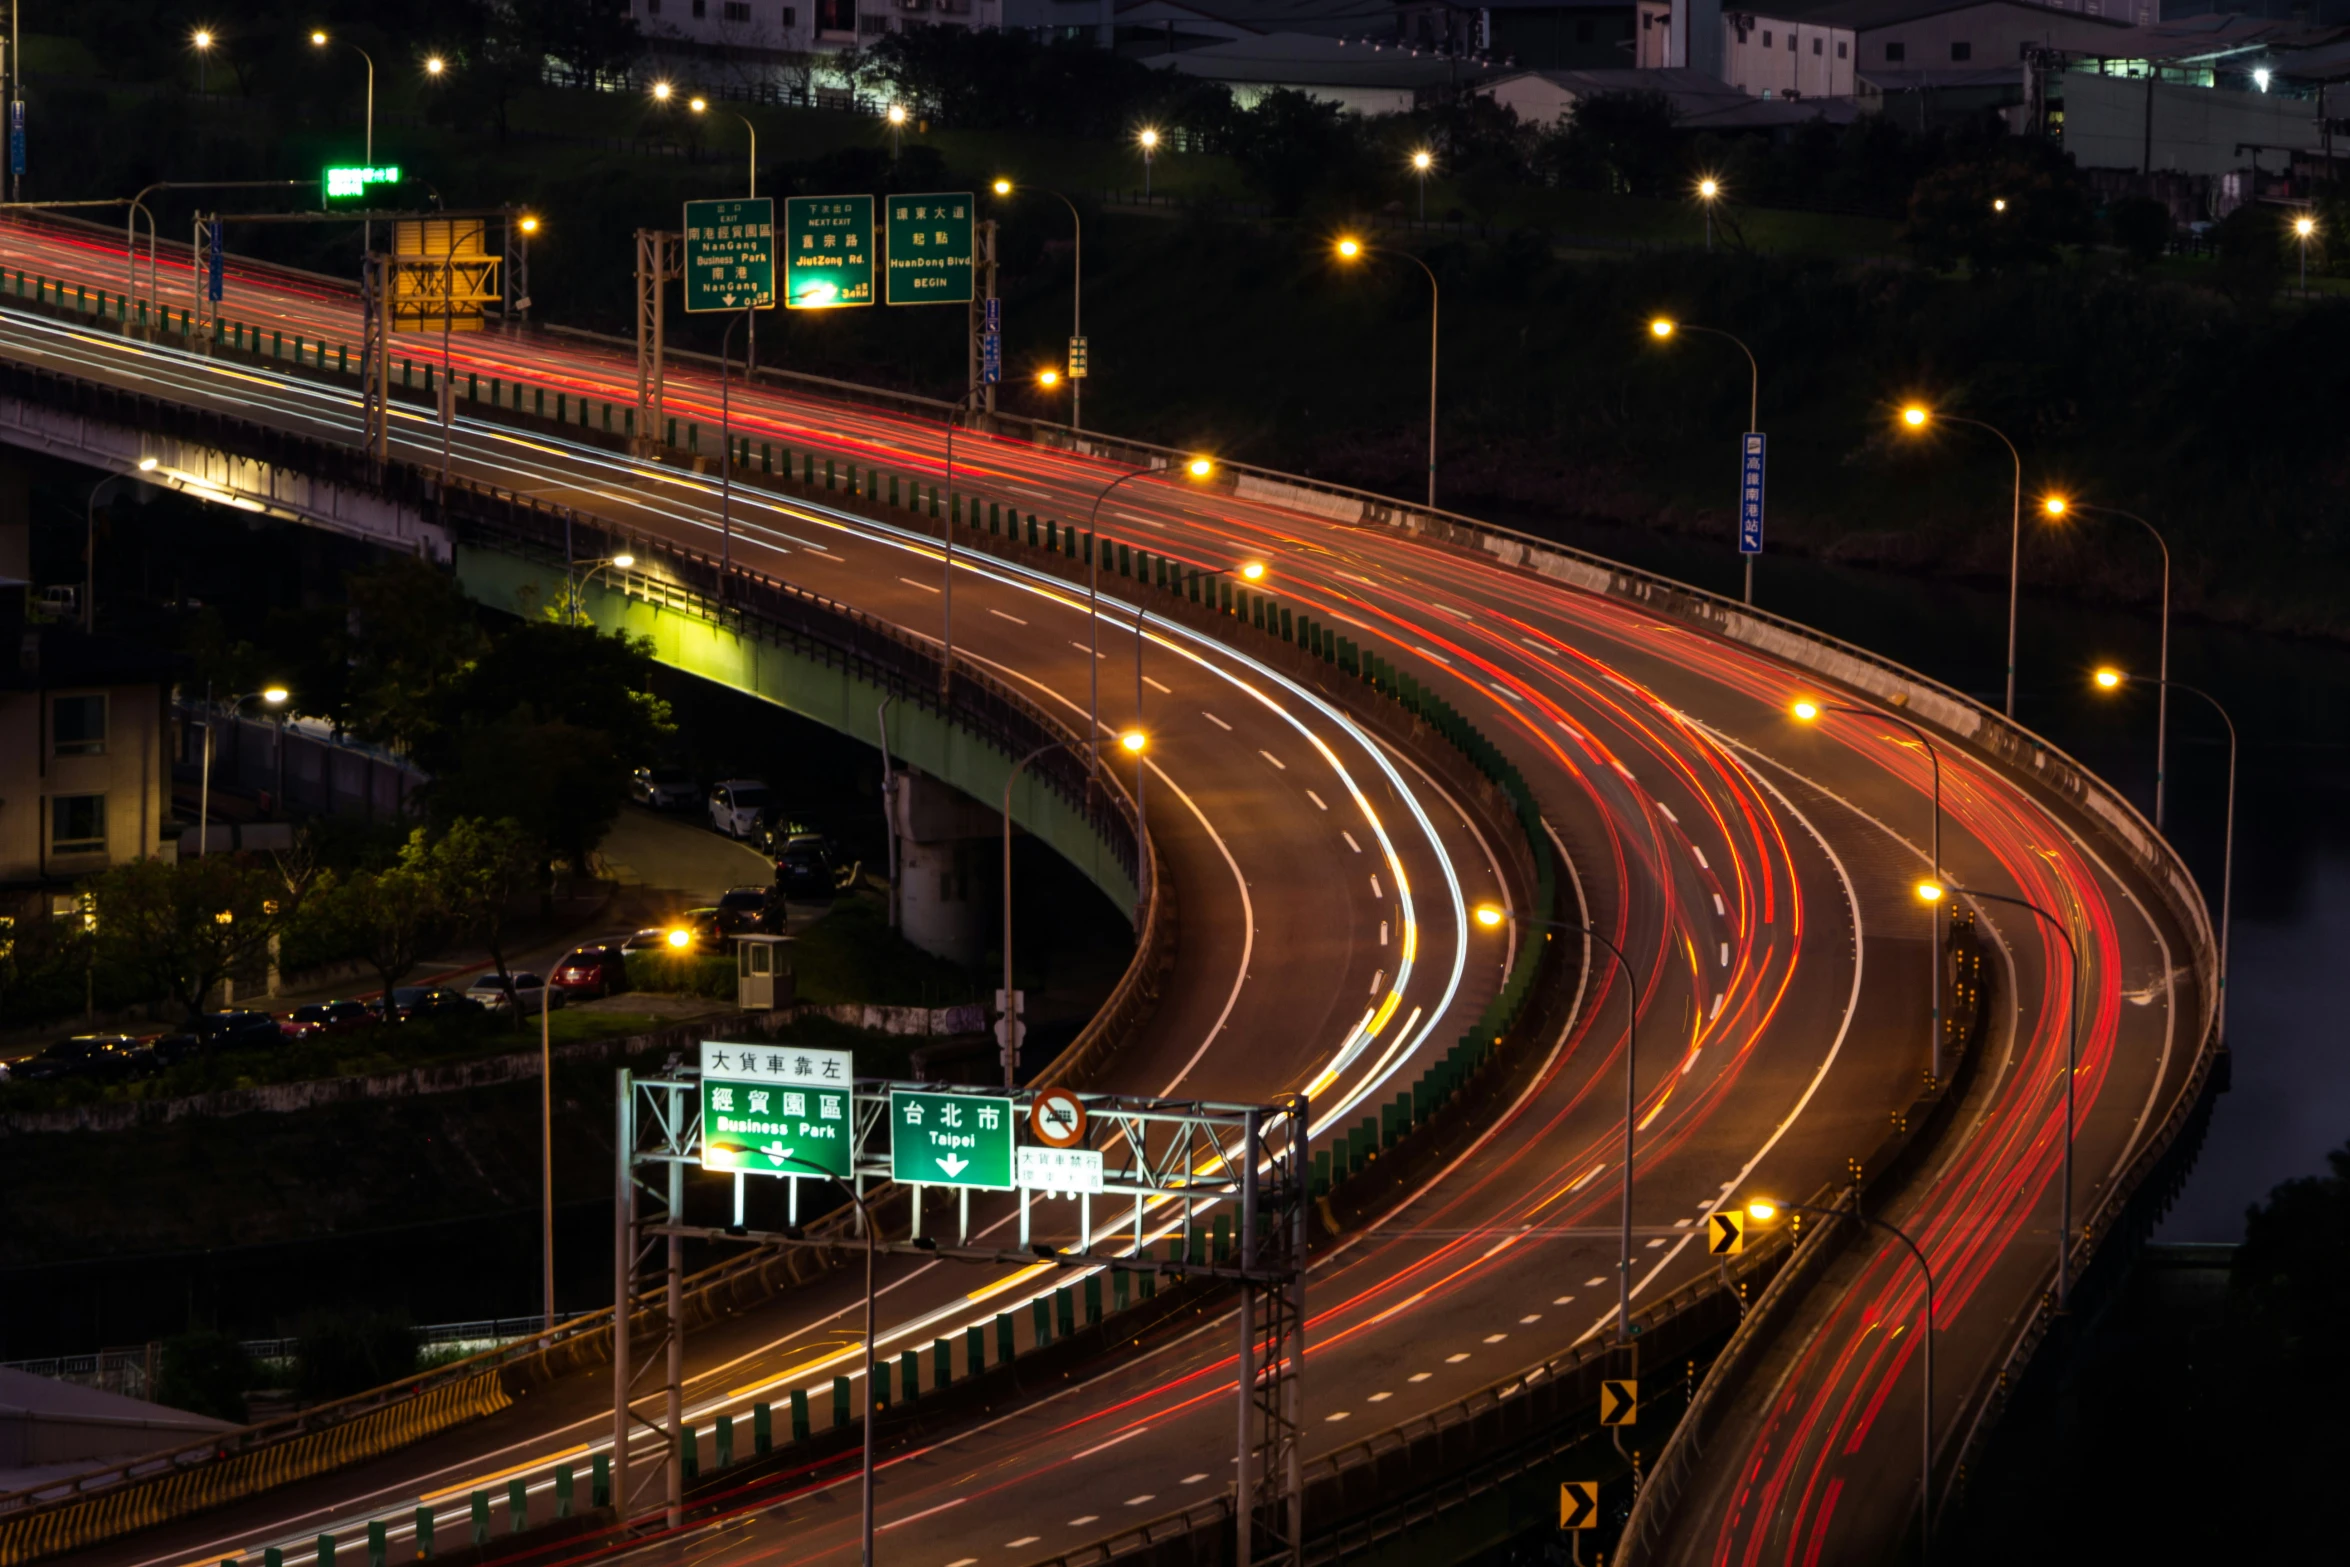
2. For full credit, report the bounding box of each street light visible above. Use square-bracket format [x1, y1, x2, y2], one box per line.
[2293, 212, 2318, 293]
[1696, 176, 1721, 252]
[993, 180, 1088, 430]
[1648, 316, 1763, 604]
[1992, 197, 2009, 213]
[1918, 877, 2081, 1308]
[2093, 666, 2233, 1043]
[1410, 148, 1434, 222]
[1082, 458, 1222, 778]
[1898, 404, 2025, 718]
[651, 80, 674, 103]
[1138, 127, 1161, 199]
[1793, 697, 1946, 1083]
[886, 102, 907, 159]
[1746, 1195, 1938, 1554]
[1474, 902, 1644, 1341]
[192, 29, 214, 94]
[424, 55, 445, 77]
[1334, 236, 1440, 511]
[197, 686, 289, 858]
[513, 213, 539, 324]
[311, 30, 378, 253]
[567, 552, 635, 627]
[2044, 496, 2171, 827]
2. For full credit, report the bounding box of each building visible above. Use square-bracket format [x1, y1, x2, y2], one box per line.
[1482, 64, 1753, 119]
[1720, 10, 1859, 95]
[629, 0, 1007, 52]
[1140, 31, 1491, 109]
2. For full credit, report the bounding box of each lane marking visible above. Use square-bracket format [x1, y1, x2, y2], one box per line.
[898, 576, 941, 594]
[1445, 1353, 1470, 1363]
[1260, 750, 1286, 770]
[989, 609, 1028, 625]
[1201, 710, 1232, 730]
[1144, 676, 1171, 694]
[1342, 831, 1363, 853]
[1306, 790, 1329, 811]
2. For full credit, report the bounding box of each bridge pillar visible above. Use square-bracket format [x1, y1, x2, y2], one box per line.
[888, 769, 993, 966]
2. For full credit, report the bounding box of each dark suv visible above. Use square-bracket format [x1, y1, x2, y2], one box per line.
[278, 1000, 381, 1041]
[775, 832, 848, 901]
[15, 1035, 152, 1083]
[551, 945, 631, 1000]
[192, 1011, 286, 1051]
[378, 986, 485, 1022]
[716, 886, 779, 935]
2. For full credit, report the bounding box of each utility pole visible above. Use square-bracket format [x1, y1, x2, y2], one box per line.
[635, 229, 678, 455]
[360, 253, 389, 471]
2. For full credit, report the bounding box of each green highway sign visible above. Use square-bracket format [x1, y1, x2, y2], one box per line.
[883, 193, 973, 305]
[889, 1088, 1015, 1189]
[784, 194, 873, 309]
[323, 165, 401, 202]
[699, 1041, 852, 1179]
[682, 197, 776, 313]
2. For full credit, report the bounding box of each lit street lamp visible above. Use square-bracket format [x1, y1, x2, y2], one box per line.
[197, 685, 289, 858]
[566, 552, 635, 627]
[311, 31, 378, 253]
[2293, 213, 2318, 294]
[1649, 316, 1763, 604]
[1899, 404, 2025, 719]
[1745, 1196, 1938, 1555]
[993, 179, 1087, 430]
[191, 29, 214, 94]
[514, 213, 538, 325]
[84, 457, 158, 634]
[2044, 496, 2171, 827]
[886, 102, 907, 160]
[1917, 877, 2080, 1308]
[1474, 903, 1643, 1341]
[1080, 457, 1220, 776]
[1138, 127, 1160, 199]
[1696, 176, 1721, 252]
[1410, 148, 1434, 222]
[1335, 236, 1440, 511]
[691, 91, 762, 376]
[2094, 666, 2233, 1043]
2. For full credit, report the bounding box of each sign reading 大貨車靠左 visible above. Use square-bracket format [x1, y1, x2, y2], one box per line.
[699, 1041, 851, 1179]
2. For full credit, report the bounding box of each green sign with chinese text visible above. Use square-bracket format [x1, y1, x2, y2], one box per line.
[888, 1088, 1015, 1189]
[682, 197, 776, 313]
[784, 194, 873, 309]
[700, 1041, 851, 1179]
[883, 193, 974, 306]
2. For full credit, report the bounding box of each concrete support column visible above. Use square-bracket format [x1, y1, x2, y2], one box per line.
[889, 770, 996, 966]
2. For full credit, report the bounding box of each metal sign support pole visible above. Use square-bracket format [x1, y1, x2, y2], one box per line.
[610, 1070, 633, 1508]
[635, 230, 676, 456]
[360, 254, 389, 471]
[665, 1152, 684, 1529]
[982, 221, 999, 418]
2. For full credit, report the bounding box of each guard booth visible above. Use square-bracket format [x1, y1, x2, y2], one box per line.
[735, 934, 794, 1011]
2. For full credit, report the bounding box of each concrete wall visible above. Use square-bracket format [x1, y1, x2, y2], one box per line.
[2059, 68, 2320, 175]
[1722, 14, 1855, 98]
[1859, 0, 2141, 70]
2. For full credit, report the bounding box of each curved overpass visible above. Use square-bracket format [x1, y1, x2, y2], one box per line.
[0, 220, 2216, 1567]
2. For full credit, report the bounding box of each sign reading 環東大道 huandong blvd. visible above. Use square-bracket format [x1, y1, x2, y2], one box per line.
[699, 1041, 852, 1179]
[883, 193, 973, 305]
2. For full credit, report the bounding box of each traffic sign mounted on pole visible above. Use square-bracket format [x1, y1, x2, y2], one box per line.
[1029, 1088, 1087, 1148]
[699, 1041, 852, 1178]
[1708, 1210, 1746, 1255]
[1738, 432, 1766, 556]
[323, 165, 402, 203]
[1557, 1481, 1600, 1530]
[1599, 1379, 1639, 1426]
[682, 197, 776, 313]
[883, 193, 974, 305]
[889, 1088, 1015, 1189]
[1018, 1145, 1104, 1196]
[784, 195, 873, 308]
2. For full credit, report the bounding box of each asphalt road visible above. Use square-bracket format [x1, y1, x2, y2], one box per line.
[0, 222, 2207, 1567]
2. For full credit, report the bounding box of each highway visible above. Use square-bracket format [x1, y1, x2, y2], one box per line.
[0, 217, 2209, 1567]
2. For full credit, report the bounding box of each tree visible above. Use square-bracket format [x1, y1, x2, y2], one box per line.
[85, 855, 307, 1020]
[1226, 90, 1375, 217]
[433, 721, 628, 879]
[1900, 143, 2094, 275]
[1542, 92, 1682, 197]
[343, 557, 486, 753]
[304, 841, 449, 1000]
[2107, 196, 2173, 267]
[428, 818, 539, 1022]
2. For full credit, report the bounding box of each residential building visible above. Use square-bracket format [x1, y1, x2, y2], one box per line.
[1721, 10, 1858, 95]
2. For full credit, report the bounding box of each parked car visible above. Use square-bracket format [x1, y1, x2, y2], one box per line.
[620, 926, 684, 954]
[278, 999, 383, 1041]
[550, 945, 630, 1000]
[715, 886, 779, 935]
[708, 779, 775, 840]
[15, 1034, 152, 1083]
[190, 1010, 285, 1051]
[146, 1032, 205, 1068]
[466, 971, 564, 1016]
[774, 832, 851, 901]
[631, 765, 701, 811]
[377, 986, 487, 1023]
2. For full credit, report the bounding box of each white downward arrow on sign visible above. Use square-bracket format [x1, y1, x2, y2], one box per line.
[763, 1142, 791, 1165]
[937, 1154, 970, 1178]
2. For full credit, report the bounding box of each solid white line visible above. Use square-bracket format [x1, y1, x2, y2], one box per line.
[877, 1498, 966, 1532]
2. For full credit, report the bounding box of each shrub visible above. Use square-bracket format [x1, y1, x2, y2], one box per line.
[292, 1310, 417, 1403]
[156, 1331, 251, 1423]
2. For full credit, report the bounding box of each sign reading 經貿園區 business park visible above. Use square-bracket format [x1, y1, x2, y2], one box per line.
[682, 196, 776, 313]
[883, 193, 974, 305]
[784, 194, 874, 308]
[699, 1041, 852, 1179]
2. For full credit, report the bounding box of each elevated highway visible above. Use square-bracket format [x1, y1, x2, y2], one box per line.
[0, 219, 2217, 1567]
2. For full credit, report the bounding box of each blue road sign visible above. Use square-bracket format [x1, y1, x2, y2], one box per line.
[1738, 432, 1765, 557]
[983, 296, 1000, 332]
[206, 221, 225, 303]
[9, 102, 23, 179]
[980, 329, 1002, 385]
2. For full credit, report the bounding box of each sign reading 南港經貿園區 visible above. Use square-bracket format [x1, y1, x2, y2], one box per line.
[883, 193, 973, 305]
[889, 1088, 1015, 1190]
[785, 195, 873, 309]
[699, 1041, 852, 1179]
[682, 197, 776, 313]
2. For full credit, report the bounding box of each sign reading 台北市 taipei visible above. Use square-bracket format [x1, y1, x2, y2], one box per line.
[784, 194, 873, 308]
[699, 1041, 852, 1179]
[889, 1088, 1015, 1189]
[681, 196, 776, 313]
[883, 193, 973, 305]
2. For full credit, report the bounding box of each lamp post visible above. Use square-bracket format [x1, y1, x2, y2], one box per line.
[1649, 317, 1762, 605]
[566, 552, 636, 627]
[994, 181, 1085, 430]
[1899, 405, 2025, 719]
[1138, 127, 1160, 199]
[2045, 497, 2171, 828]
[1410, 148, 1433, 222]
[192, 29, 212, 94]
[1334, 236, 1439, 511]
[84, 459, 157, 634]
[514, 214, 538, 325]
[886, 102, 906, 160]
[1002, 740, 1076, 1088]
[1696, 177, 1721, 252]
[1474, 904, 1642, 1341]
[310, 31, 377, 254]
[197, 686, 289, 858]
[1795, 698, 1947, 1082]
[1080, 457, 1220, 776]
[1918, 878, 2079, 1307]
[2095, 667, 2233, 1043]
[2293, 213, 2317, 294]
[1745, 1195, 1937, 1555]
[690, 97, 763, 371]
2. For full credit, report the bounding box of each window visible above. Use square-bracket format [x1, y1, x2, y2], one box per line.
[51, 794, 106, 854]
[1951, 40, 1971, 60]
[783, 4, 796, 21]
[1787, 31, 1796, 49]
[1837, 39, 1847, 57]
[1886, 41, 1905, 61]
[692, 0, 706, 15]
[1761, 29, 1772, 45]
[52, 693, 106, 756]
[724, 0, 749, 16]
[858, 9, 889, 30]
[1812, 36, 1822, 53]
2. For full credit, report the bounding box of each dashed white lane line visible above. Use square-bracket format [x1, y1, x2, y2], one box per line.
[1008, 484, 1055, 500]
[1713, 893, 1727, 916]
[1368, 1392, 1392, 1402]
[1646, 1237, 1668, 1249]
[1520, 1313, 1542, 1324]
[1412, 646, 1454, 666]
[1306, 789, 1329, 811]
[1445, 1352, 1471, 1363]
[1202, 711, 1232, 730]
[1709, 993, 1725, 1021]
[948, 1559, 979, 1566]
[1370, 874, 1384, 898]
[899, 576, 941, 594]
[990, 608, 1028, 625]
[1004, 1543, 1040, 1553]
[1260, 750, 1287, 770]
[879, 1499, 965, 1531]
[1342, 830, 1363, 853]
[1182, 1474, 1209, 1484]
[1380, 921, 1389, 947]
[1125, 1495, 1156, 1507]
[1067, 1516, 1100, 1527]
[1553, 1294, 1576, 1306]
[1144, 676, 1171, 694]
[1070, 641, 1105, 658]
[1691, 844, 1710, 869]
[1324, 1412, 1351, 1422]
[1718, 942, 1730, 966]
[1369, 969, 1385, 995]
[1584, 1276, 1607, 1287]
[1673, 1218, 1694, 1228]
[1656, 802, 1679, 823]
[1482, 1333, 1508, 1344]
[1410, 1372, 1433, 1382]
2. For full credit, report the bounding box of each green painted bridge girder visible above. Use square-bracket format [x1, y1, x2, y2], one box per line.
[455, 548, 1139, 920]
